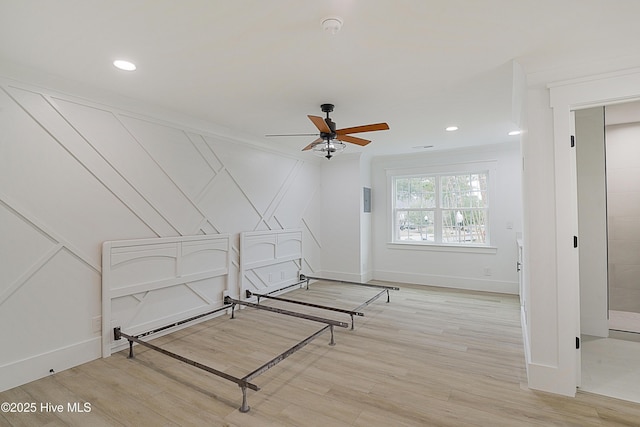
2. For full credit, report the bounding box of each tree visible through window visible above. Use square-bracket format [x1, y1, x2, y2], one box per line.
[393, 172, 488, 245]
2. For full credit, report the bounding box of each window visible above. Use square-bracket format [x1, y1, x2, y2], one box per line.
[393, 172, 489, 245]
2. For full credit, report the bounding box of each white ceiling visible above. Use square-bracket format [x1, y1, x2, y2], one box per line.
[2, 0, 640, 158]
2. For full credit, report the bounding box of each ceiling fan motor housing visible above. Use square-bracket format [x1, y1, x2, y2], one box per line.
[322, 119, 337, 138]
[320, 104, 337, 139]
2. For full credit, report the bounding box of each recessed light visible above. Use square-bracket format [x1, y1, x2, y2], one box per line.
[508, 130, 522, 136]
[113, 60, 136, 71]
[445, 126, 459, 132]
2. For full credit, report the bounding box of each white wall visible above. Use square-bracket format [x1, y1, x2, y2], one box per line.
[317, 152, 374, 283]
[318, 153, 363, 281]
[0, 77, 323, 392]
[370, 143, 522, 294]
[359, 153, 374, 282]
[606, 122, 640, 314]
[575, 107, 608, 337]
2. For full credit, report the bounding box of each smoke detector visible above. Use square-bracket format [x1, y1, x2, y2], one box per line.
[321, 16, 343, 35]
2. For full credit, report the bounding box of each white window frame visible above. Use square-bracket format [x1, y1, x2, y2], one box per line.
[387, 162, 495, 250]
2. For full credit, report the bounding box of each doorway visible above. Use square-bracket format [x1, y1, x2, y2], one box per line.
[576, 100, 640, 403]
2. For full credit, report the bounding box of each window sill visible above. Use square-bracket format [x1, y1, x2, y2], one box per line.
[387, 242, 498, 254]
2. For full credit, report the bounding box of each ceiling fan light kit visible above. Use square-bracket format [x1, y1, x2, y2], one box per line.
[312, 140, 346, 158]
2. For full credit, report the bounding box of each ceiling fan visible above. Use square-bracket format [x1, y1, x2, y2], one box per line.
[267, 104, 389, 159]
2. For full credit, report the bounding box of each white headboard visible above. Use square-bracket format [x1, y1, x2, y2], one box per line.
[240, 229, 303, 300]
[102, 234, 231, 357]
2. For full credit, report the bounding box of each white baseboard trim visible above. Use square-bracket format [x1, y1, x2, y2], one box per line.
[360, 271, 373, 283]
[521, 305, 531, 379]
[314, 270, 369, 284]
[0, 337, 101, 392]
[526, 361, 577, 397]
[373, 270, 518, 294]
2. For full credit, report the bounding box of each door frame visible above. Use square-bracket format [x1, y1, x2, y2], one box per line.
[548, 68, 640, 389]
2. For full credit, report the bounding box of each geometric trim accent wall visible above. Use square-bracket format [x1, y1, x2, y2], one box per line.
[0, 78, 322, 391]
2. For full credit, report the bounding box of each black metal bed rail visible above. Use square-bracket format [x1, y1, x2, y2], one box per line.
[299, 274, 399, 304]
[114, 327, 259, 391]
[353, 288, 389, 313]
[245, 289, 364, 330]
[263, 279, 307, 296]
[299, 274, 400, 291]
[135, 303, 233, 339]
[224, 296, 349, 331]
[242, 324, 331, 383]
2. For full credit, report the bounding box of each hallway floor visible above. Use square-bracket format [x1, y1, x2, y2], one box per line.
[581, 335, 640, 404]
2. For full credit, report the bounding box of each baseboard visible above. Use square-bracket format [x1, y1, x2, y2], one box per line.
[360, 271, 373, 283]
[0, 337, 101, 392]
[373, 270, 518, 294]
[521, 305, 531, 379]
[314, 270, 369, 284]
[609, 329, 640, 343]
[526, 361, 577, 397]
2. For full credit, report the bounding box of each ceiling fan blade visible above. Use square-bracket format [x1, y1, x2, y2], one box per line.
[265, 133, 319, 137]
[336, 122, 389, 135]
[302, 138, 323, 151]
[336, 134, 371, 146]
[308, 115, 331, 133]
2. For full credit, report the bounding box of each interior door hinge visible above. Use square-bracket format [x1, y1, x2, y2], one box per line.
[573, 236, 578, 248]
[576, 337, 580, 349]
[571, 135, 575, 147]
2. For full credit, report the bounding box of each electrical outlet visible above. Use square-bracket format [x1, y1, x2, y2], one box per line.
[92, 316, 102, 333]
[483, 267, 492, 276]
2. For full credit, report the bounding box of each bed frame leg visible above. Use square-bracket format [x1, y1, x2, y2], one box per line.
[350, 314, 354, 330]
[231, 303, 236, 319]
[329, 325, 335, 346]
[128, 340, 134, 359]
[239, 385, 250, 413]
[386, 289, 390, 303]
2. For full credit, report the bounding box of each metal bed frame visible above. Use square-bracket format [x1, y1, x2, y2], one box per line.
[245, 274, 400, 330]
[112, 274, 398, 413]
[113, 299, 348, 413]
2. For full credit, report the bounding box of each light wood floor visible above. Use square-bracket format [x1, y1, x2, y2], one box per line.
[2, 282, 640, 426]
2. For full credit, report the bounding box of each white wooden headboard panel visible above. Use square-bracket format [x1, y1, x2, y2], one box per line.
[240, 229, 302, 299]
[102, 234, 231, 357]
